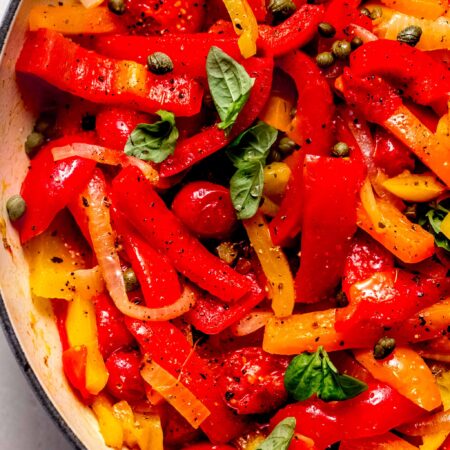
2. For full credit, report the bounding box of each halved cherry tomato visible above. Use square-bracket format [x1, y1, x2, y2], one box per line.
[172, 182, 237, 240]
[105, 350, 146, 402]
[96, 107, 150, 150]
[219, 347, 290, 414]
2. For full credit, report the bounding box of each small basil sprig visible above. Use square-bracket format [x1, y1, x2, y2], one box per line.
[124, 110, 178, 163]
[418, 199, 450, 251]
[227, 122, 278, 220]
[284, 346, 368, 402]
[256, 417, 296, 450]
[206, 46, 255, 131]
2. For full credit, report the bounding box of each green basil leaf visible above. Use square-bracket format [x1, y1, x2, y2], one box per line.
[230, 161, 264, 220]
[206, 46, 255, 131]
[417, 199, 450, 252]
[256, 417, 296, 450]
[227, 122, 278, 219]
[124, 110, 179, 163]
[284, 347, 368, 402]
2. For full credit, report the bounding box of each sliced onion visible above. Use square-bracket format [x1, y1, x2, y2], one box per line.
[80, 0, 105, 9]
[347, 115, 376, 177]
[397, 409, 450, 436]
[85, 175, 194, 321]
[231, 311, 274, 336]
[349, 23, 379, 43]
[52, 144, 159, 184]
[141, 357, 210, 429]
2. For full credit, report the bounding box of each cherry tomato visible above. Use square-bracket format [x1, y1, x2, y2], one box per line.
[172, 181, 237, 239]
[160, 404, 200, 447]
[96, 107, 150, 150]
[125, 0, 206, 34]
[93, 293, 135, 359]
[105, 350, 146, 402]
[219, 347, 290, 414]
[373, 128, 415, 177]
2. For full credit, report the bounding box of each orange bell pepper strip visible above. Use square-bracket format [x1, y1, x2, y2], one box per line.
[355, 346, 442, 411]
[339, 432, 417, 450]
[357, 197, 435, 264]
[140, 358, 211, 429]
[380, 0, 447, 20]
[258, 96, 294, 132]
[243, 211, 295, 317]
[29, 5, 123, 35]
[262, 309, 379, 355]
[66, 294, 109, 395]
[412, 336, 450, 363]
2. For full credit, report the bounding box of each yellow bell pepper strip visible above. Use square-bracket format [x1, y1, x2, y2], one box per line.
[140, 357, 211, 429]
[382, 171, 446, 202]
[222, 0, 258, 58]
[380, 0, 447, 20]
[339, 432, 418, 450]
[243, 211, 295, 317]
[360, 178, 386, 234]
[263, 162, 291, 199]
[112, 401, 138, 448]
[259, 196, 280, 217]
[66, 294, 109, 395]
[134, 413, 164, 450]
[263, 309, 378, 355]
[92, 394, 124, 449]
[259, 96, 294, 132]
[357, 197, 435, 264]
[441, 212, 450, 240]
[28, 5, 123, 35]
[383, 105, 450, 187]
[354, 346, 442, 411]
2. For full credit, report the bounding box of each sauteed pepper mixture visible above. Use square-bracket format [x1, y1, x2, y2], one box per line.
[7, 0, 450, 448]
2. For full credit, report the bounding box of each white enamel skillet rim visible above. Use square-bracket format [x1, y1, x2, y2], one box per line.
[0, 2, 97, 449]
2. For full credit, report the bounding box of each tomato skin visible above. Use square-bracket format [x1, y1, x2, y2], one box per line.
[93, 293, 135, 359]
[125, 0, 206, 33]
[219, 347, 290, 415]
[96, 107, 150, 150]
[374, 128, 415, 177]
[105, 350, 146, 402]
[172, 182, 237, 240]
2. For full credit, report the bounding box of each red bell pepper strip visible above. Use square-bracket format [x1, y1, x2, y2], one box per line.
[350, 40, 450, 114]
[126, 319, 247, 444]
[62, 345, 91, 401]
[159, 56, 273, 177]
[52, 299, 70, 352]
[93, 34, 241, 78]
[18, 135, 96, 244]
[342, 232, 394, 295]
[269, 51, 335, 246]
[112, 211, 182, 308]
[92, 293, 135, 360]
[184, 278, 265, 334]
[271, 381, 423, 449]
[16, 29, 203, 117]
[112, 167, 252, 302]
[336, 268, 450, 336]
[68, 193, 93, 247]
[295, 156, 365, 303]
[322, 0, 373, 39]
[257, 4, 324, 57]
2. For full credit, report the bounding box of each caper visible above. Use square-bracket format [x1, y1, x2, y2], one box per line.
[360, 7, 371, 17]
[404, 204, 418, 220]
[370, 6, 383, 20]
[25, 131, 44, 155]
[332, 141, 350, 157]
[278, 137, 296, 154]
[6, 195, 26, 222]
[108, 0, 126, 15]
[318, 22, 336, 38]
[331, 40, 352, 59]
[373, 336, 396, 360]
[147, 52, 174, 75]
[269, 0, 296, 21]
[123, 268, 139, 292]
[316, 51, 335, 68]
[351, 36, 363, 49]
[397, 26, 422, 47]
